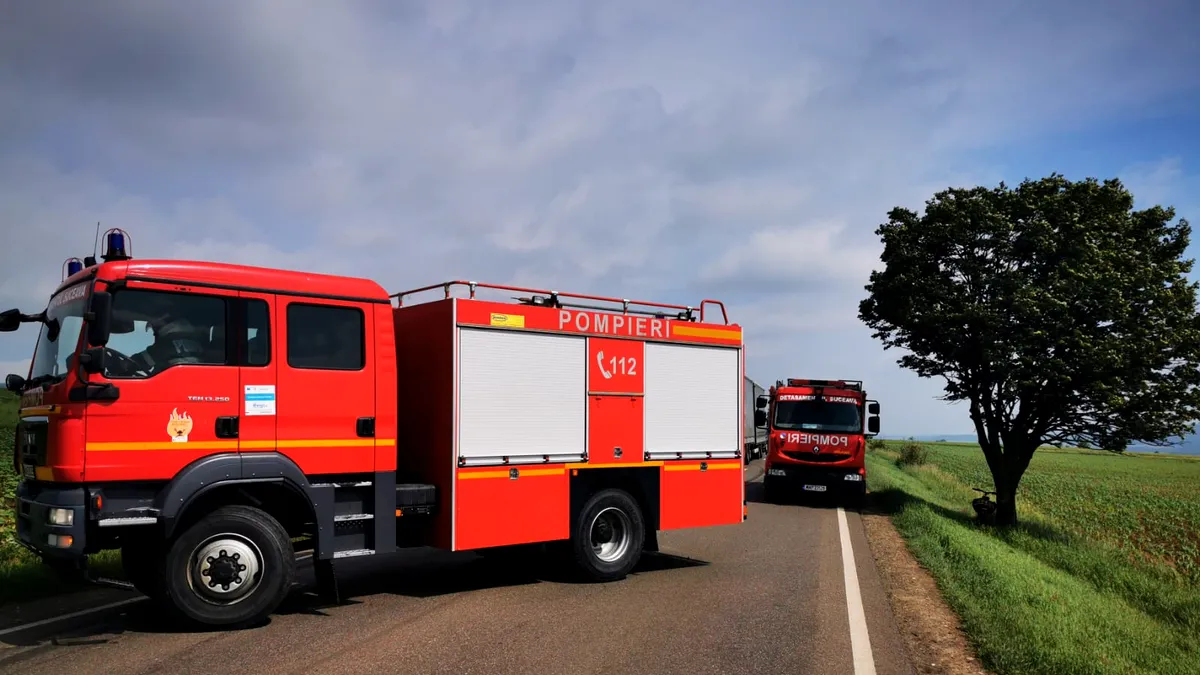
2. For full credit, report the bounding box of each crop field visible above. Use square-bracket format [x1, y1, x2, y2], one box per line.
[868, 440, 1200, 674]
[915, 441, 1200, 583]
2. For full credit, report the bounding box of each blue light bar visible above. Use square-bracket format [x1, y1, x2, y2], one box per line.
[67, 259, 83, 276]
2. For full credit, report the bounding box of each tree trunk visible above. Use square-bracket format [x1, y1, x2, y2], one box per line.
[995, 483, 1018, 526]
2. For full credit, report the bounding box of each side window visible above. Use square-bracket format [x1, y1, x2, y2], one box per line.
[245, 299, 271, 367]
[104, 289, 228, 379]
[286, 303, 365, 371]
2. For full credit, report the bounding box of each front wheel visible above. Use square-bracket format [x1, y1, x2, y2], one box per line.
[571, 489, 645, 582]
[159, 505, 295, 628]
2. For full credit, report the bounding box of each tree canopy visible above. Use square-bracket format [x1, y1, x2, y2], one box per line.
[858, 174, 1200, 524]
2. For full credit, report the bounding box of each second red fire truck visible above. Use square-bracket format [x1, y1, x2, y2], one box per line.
[4, 230, 748, 627]
[754, 378, 880, 505]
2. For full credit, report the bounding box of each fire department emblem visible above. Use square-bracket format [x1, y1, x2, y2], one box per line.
[167, 408, 193, 443]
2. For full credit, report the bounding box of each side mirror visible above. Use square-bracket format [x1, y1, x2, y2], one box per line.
[754, 409, 767, 428]
[0, 309, 20, 333]
[5, 373, 25, 392]
[755, 395, 769, 409]
[868, 401, 880, 415]
[867, 416, 880, 435]
[77, 346, 107, 374]
[86, 291, 113, 347]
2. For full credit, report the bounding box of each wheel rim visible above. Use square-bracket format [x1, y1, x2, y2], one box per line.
[589, 506, 632, 563]
[187, 533, 264, 605]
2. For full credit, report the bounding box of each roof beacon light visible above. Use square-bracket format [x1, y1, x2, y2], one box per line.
[100, 228, 132, 262]
[62, 257, 85, 280]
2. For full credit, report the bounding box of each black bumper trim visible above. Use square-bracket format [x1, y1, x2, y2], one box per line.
[16, 482, 88, 559]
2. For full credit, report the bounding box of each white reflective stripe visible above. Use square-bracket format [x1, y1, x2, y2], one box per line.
[97, 516, 158, 527]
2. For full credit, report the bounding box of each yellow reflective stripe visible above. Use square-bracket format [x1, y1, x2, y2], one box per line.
[566, 461, 664, 469]
[457, 468, 566, 480]
[87, 441, 239, 451]
[663, 462, 742, 472]
[86, 438, 398, 452]
[20, 406, 61, 417]
[670, 324, 742, 341]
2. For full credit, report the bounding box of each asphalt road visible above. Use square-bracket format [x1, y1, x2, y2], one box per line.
[0, 461, 913, 675]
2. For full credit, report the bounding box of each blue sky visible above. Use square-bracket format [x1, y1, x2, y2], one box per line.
[1, 0, 1198, 436]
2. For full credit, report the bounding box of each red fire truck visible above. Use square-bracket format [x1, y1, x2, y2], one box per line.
[3, 230, 747, 627]
[753, 378, 880, 505]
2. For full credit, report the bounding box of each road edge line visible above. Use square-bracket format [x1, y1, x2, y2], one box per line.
[838, 506, 877, 675]
[0, 597, 145, 639]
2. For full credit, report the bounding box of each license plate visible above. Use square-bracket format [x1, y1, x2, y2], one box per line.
[22, 464, 35, 480]
[802, 484, 827, 492]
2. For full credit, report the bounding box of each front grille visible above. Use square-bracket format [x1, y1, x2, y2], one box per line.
[782, 450, 851, 464]
[17, 419, 48, 467]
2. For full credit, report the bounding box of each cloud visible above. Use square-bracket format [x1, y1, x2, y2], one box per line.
[1, 0, 1197, 434]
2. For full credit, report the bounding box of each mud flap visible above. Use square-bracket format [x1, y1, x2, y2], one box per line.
[314, 558, 341, 606]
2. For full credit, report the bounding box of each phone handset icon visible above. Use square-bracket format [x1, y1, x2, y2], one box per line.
[597, 351, 613, 379]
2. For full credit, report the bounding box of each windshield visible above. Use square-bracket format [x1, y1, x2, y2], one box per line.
[773, 397, 862, 433]
[28, 282, 90, 383]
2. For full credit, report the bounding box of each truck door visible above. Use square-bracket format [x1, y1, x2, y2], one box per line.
[85, 282, 240, 482]
[237, 292, 277, 455]
[274, 298, 376, 476]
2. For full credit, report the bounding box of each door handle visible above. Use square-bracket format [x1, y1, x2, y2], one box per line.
[356, 417, 376, 438]
[215, 416, 240, 439]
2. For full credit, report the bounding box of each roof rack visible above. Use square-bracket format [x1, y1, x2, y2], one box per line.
[390, 280, 730, 325]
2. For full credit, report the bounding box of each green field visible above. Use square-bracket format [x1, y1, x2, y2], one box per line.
[868, 440, 1200, 674]
[0, 390, 122, 604]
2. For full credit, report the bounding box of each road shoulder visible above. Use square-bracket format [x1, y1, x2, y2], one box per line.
[859, 510, 989, 675]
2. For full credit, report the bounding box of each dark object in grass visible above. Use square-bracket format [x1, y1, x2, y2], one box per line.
[971, 488, 997, 526]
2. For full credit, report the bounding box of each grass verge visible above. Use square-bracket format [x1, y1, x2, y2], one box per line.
[867, 442, 1200, 674]
[1, 390, 126, 605]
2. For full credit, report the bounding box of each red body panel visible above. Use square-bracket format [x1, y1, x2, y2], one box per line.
[587, 395, 644, 464]
[453, 466, 570, 550]
[456, 300, 742, 347]
[659, 460, 744, 530]
[393, 299, 456, 550]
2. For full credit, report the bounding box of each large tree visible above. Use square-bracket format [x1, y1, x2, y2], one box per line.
[858, 174, 1200, 525]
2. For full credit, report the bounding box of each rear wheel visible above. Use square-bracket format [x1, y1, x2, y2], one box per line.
[571, 489, 645, 582]
[159, 505, 295, 628]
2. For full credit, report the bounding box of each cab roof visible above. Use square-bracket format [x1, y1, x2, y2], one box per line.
[60, 259, 391, 305]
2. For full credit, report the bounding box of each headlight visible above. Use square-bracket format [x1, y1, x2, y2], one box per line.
[47, 508, 74, 526]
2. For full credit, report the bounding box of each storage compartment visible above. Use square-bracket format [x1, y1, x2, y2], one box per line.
[644, 343, 741, 458]
[453, 466, 569, 550]
[659, 460, 744, 530]
[458, 328, 587, 464]
[587, 394, 644, 464]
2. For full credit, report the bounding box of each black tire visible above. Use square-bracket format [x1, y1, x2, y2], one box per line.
[121, 538, 166, 599]
[762, 475, 780, 504]
[571, 489, 645, 582]
[159, 505, 295, 628]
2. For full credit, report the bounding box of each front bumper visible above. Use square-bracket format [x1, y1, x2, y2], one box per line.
[15, 481, 88, 559]
[764, 464, 866, 495]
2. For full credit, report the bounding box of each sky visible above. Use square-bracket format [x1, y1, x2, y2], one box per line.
[1, 0, 1198, 436]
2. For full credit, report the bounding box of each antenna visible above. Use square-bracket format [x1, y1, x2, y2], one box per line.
[84, 222, 100, 267]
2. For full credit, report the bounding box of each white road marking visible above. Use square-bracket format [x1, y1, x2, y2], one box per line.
[838, 506, 877, 675]
[0, 597, 144, 638]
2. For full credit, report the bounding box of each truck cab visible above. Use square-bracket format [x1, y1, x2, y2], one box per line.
[753, 378, 880, 505]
